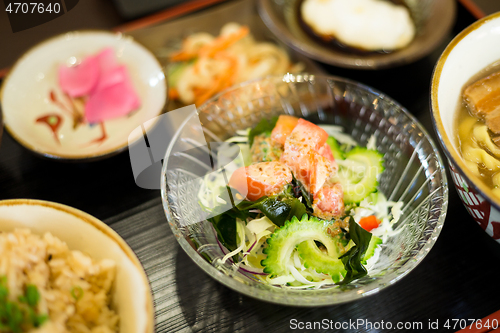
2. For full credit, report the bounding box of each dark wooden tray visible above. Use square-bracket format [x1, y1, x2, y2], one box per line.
[2, 1, 500, 332]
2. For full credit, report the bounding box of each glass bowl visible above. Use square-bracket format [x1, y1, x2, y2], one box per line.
[161, 74, 448, 306]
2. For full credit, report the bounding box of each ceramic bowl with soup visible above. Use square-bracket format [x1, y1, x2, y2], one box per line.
[431, 12, 500, 243]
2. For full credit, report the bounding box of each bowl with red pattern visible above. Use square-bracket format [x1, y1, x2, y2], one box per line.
[431, 13, 500, 243]
[0, 30, 167, 161]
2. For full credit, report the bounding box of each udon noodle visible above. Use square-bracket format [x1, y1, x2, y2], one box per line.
[456, 61, 500, 197]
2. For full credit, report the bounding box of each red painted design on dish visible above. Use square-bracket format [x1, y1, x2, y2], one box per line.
[36, 48, 141, 146]
[36, 114, 63, 144]
[449, 163, 500, 240]
[491, 221, 500, 240]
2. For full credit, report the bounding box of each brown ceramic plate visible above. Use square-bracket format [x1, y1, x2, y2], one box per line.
[258, 0, 456, 70]
[126, 0, 325, 110]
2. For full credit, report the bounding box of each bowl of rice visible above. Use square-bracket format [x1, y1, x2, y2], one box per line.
[0, 199, 154, 333]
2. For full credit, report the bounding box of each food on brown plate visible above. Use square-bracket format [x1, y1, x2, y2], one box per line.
[457, 61, 500, 197]
[167, 22, 303, 105]
[300, 0, 415, 52]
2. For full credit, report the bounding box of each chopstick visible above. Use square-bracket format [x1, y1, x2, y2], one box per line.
[114, 0, 229, 33]
[0, 0, 230, 80]
[457, 0, 486, 19]
[0, 68, 9, 80]
[456, 309, 500, 333]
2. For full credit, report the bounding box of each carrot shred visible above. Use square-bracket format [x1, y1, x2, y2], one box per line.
[193, 53, 237, 105]
[194, 81, 221, 105]
[169, 26, 248, 104]
[359, 215, 380, 232]
[170, 26, 249, 62]
[199, 26, 249, 58]
[169, 87, 180, 100]
[169, 51, 197, 62]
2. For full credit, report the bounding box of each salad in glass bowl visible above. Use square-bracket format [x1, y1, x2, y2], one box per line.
[199, 114, 403, 287]
[161, 74, 447, 305]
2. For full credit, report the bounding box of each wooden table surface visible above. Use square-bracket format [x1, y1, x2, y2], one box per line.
[1, 1, 500, 332]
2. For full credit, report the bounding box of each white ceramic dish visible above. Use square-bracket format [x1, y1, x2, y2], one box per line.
[0, 30, 167, 161]
[431, 12, 500, 242]
[0, 199, 155, 332]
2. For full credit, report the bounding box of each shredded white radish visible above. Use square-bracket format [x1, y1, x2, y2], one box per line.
[171, 23, 304, 105]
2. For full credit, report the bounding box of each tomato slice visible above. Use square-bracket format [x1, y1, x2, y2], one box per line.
[318, 143, 335, 163]
[271, 115, 299, 145]
[280, 119, 336, 193]
[229, 161, 292, 201]
[313, 184, 344, 218]
[287, 119, 329, 151]
[310, 154, 337, 195]
[276, 117, 344, 219]
[358, 215, 381, 232]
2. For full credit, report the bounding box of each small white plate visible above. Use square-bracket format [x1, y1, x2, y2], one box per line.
[0, 30, 167, 161]
[0, 199, 154, 333]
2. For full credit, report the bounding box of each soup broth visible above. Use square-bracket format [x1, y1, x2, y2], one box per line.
[456, 60, 500, 197]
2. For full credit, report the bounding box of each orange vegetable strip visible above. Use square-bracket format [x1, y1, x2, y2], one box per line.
[169, 50, 198, 62]
[359, 215, 380, 232]
[194, 53, 237, 105]
[199, 26, 249, 58]
[169, 87, 180, 100]
[194, 73, 229, 105]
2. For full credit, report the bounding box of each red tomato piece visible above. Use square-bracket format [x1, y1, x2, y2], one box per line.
[310, 154, 337, 195]
[280, 119, 337, 194]
[227, 167, 249, 199]
[281, 145, 337, 195]
[287, 119, 329, 151]
[271, 115, 299, 145]
[359, 215, 381, 232]
[280, 146, 314, 187]
[313, 184, 345, 219]
[228, 161, 292, 201]
[318, 143, 335, 163]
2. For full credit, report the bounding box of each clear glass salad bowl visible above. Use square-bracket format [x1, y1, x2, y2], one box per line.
[160, 74, 448, 306]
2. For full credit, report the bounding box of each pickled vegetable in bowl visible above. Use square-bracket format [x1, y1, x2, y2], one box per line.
[161, 74, 448, 305]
